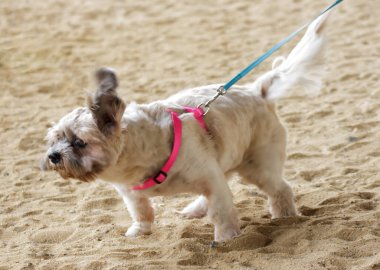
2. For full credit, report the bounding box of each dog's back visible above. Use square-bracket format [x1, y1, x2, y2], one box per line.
[164, 12, 330, 174]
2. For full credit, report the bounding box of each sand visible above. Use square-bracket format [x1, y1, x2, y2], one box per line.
[0, 0, 379, 269]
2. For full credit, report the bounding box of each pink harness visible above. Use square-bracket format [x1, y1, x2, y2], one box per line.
[131, 107, 207, 191]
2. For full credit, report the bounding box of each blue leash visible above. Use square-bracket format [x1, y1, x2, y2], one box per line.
[199, 0, 344, 114]
[224, 0, 344, 91]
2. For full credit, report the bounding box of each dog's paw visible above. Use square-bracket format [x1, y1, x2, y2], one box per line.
[214, 224, 241, 242]
[179, 196, 208, 219]
[269, 190, 297, 219]
[179, 207, 208, 219]
[125, 222, 152, 237]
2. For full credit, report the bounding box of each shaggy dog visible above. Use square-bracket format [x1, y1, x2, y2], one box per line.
[41, 14, 329, 242]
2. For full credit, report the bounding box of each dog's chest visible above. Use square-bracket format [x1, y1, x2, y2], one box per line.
[97, 165, 138, 184]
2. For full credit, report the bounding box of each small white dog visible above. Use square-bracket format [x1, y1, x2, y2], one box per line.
[41, 14, 329, 242]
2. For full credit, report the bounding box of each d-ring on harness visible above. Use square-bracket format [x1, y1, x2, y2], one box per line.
[132, 0, 344, 191]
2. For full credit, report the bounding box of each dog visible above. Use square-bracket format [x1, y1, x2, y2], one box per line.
[41, 13, 329, 242]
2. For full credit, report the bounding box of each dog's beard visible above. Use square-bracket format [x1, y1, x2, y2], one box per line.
[42, 149, 100, 182]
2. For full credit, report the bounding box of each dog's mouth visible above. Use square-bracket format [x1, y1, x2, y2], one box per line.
[60, 170, 95, 182]
[55, 166, 96, 183]
[55, 163, 97, 183]
[40, 156, 96, 183]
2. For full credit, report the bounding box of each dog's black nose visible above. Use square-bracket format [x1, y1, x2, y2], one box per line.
[48, 152, 61, 164]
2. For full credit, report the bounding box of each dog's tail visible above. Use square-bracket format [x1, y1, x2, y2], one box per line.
[248, 12, 330, 100]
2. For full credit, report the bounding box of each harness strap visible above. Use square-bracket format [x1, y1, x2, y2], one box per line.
[131, 110, 182, 191]
[131, 107, 205, 191]
[183, 106, 207, 131]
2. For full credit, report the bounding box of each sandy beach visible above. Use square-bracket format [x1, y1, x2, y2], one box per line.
[0, 0, 379, 269]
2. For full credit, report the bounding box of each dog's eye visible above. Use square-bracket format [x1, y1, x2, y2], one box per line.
[73, 138, 87, 149]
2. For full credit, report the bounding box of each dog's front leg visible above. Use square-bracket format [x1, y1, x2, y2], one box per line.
[205, 169, 241, 242]
[113, 184, 154, 237]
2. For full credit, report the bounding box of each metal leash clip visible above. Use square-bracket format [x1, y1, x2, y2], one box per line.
[197, 85, 226, 116]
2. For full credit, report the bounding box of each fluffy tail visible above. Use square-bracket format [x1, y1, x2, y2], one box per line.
[249, 12, 330, 99]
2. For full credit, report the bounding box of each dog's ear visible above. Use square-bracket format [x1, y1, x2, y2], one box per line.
[87, 68, 126, 136]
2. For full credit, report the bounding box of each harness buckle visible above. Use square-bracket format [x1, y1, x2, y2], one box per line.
[153, 170, 167, 184]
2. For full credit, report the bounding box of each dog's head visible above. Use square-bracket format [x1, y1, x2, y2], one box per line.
[41, 68, 126, 182]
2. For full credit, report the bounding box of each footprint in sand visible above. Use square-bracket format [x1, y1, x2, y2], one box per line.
[287, 152, 322, 160]
[82, 261, 106, 270]
[102, 249, 138, 260]
[298, 204, 348, 217]
[356, 192, 375, 200]
[179, 224, 213, 242]
[176, 238, 207, 254]
[353, 201, 376, 211]
[300, 191, 377, 219]
[346, 121, 380, 131]
[30, 227, 74, 244]
[20, 172, 40, 181]
[298, 205, 319, 216]
[95, 214, 114, 224]
[215, 231, 270, 253]
[339, 141, 369, 152]
[177, 252, 209, 266]
[22, 210, 43, 217]
[332, 245, 375, 259]
[335, 228, 364, 242]
[342, 168, 359, 175]
[41, 195, 77, 204]
[319, 192, 375, 206]
[284, 114, 302, 123]
[298, 168, 327, 181]
[307, 109, 334, 120]
[368, 151, 380, 157]
[81, 197, 120, 210]
[309, 217, 334, 225]
[52, 180, 71, 187]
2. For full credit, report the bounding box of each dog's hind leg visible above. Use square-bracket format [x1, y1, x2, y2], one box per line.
[180, 195, 208, 219]
[237, 125, 297, 218]
[239, 161, 297, 219]
[262, 177, 297, 218]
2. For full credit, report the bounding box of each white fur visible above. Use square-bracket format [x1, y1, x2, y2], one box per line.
[180, 195, 208, 219]
[43, 14, 330, 242]
[248, 12, 329, 99]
